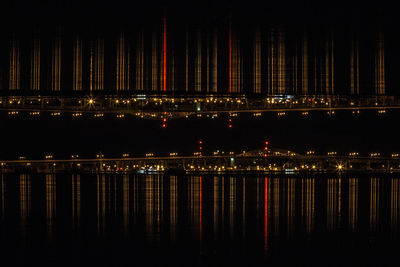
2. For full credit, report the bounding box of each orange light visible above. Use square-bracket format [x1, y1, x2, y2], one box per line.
[264, 146, 268, 151]
[163, 118, 167, 122]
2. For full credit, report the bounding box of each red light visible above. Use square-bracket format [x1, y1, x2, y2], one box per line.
[199, 140, 202, 144]
[264, 153, 267, 157]
[199, 146, 202, 150]
[264, 146, 268, 151]
[163, 118, 167, 122]
[229, 118, 232, 122]
[162, 124, 166, 128]
[265, 141, 269, 145]
[229, 124, 232, 128]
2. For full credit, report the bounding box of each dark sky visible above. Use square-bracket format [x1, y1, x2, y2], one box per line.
[0, 0, 394, 27]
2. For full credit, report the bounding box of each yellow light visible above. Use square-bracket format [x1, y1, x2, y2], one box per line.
[88, 99, 94, 104]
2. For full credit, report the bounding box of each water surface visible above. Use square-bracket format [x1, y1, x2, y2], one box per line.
[1, 174, 400, 266]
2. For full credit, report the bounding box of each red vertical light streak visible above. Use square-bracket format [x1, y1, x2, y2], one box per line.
[264, 177, 268, 253]
[163, 10, 167, 92]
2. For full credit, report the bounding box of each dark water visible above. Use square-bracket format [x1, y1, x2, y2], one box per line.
[1, 173, 400, 266]
[1, 109, 400, 160]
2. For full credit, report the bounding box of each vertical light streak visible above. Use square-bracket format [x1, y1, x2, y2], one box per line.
[171, 48, 175, 92]
[30, 37, 40, 90]
[314, 56, 317, 94]
[95, 39, 105, 90]
[264, 177, 268, 253]
[199, 176, 202, 242]
[152, 31, 158, 92]
[72, 175, 75, 226]
[273, 178, 279, 235]
[77, 175, 81, 227]
[156, 175, 163, 242]
[375, 31, 385, 95]
[229, 177, 236, 239]
[71, 174, 81, 229]
[349, 178, 358, 232]
[97, 175, 99, 233]
[133, 176, 137, 224]
[232, 33, 236, 93]
[206, 33, 210, 93]
[213, 29, 218, 93]
[9, 35, 20, 90]
[170, 176, 177, 241]
[325, 35, 330, 95]
[338, 176, 342, 225]
[240, 38, 243, 92]
[287, 179, 295, 235]
[1, 175, 4, 220]
[195, 30, 202, 93]
[302, 32, 308, 95]
[19, 174, 31, 221]
[90, 41, 93, 92]
[46, 174, 56, 240]
[278, 29, 285, 94]
[229, 18, 232, 94]
[350, 36, 359, 94]
[116, 33, 127, 91]
[268, 33, 272, 95]
[305, 178, 315, 233]
[293, 50, 298, 94]
[391, 178, 399, 232]
[327, 178, 338, 231]
[370, 178, 379, 231]
[185, 29, 189, 92]
[73, 37, 82, 91]
[350, 39, 354, 94]
[102, 175, 106, 233]
[356, 41, 359, 95]
[136, 32, 144, 91]
[242, 177, 246, 238]
[213, 177, 219, 240]
[163, 11, 167, 92]
[146, 175, 153, 242]
[19, 174, 31, 239]
[127, 47, 130, 90]
[331, 33, 334, 94]
[51, 38, 61, 91]
[123, 175, 129, 235]
[222, 177, 224, 232]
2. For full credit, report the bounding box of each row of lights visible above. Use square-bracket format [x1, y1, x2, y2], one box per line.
[11, 150, 400, 161]
[2, 108, 392, 119]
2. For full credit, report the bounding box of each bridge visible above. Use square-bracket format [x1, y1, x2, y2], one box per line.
[2, 150, 400, 173]
[1, 94, 399, 119]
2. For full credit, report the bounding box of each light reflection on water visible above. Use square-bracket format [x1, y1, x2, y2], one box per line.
[1, 174, 400, 266]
